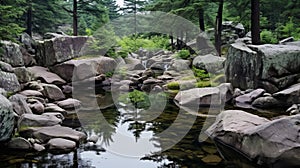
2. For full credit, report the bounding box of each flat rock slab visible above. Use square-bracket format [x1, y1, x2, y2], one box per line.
[7, 137, 32, 150]
[19, 90, 43, 97]
[20, 125, 87, 143]
[57, 98, 81, 110]
[273, 83, 300, 106]
[18, 113, 62, 128]
[28, 66, 66, 85]
[48, 138, 76, 153]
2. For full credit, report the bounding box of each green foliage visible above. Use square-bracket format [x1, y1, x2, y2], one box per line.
[166, 81, 180, 90]
[192, 67, 210, 80]
[119, 89, 150, 109]
[260, 30, 278, 44]
[0, 1, 25, 41]
[117, 35, 170, 56]
[175, 50, 190, 59]
[276, 17, 300, 40]
[105, 71, 114, 78]
[195, 81, 213, 88]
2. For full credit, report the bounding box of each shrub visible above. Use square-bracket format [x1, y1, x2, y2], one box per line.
[260, 30, 278, 44]
[166, 81, 180, 90]
[175, 50, 190, 59]
[118, 90, 150, 109]
[192, 67, 210, 80]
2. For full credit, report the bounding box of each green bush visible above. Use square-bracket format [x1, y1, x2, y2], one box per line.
[175, 50, 190, 59]
[192, 67, 210, 80]
[166, 81, 180, 90]
[276, 17, 300, 40]
[260, 30, 278, 44]
[118, 90, 150, 109]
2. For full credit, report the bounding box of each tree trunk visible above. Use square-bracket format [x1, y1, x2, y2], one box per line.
[215, 0, 223, 56]
[198, 8, 205, 32]
[26, 0, 32, 37]
[251, 0, 260, 44]
[73, 0, 78, 36]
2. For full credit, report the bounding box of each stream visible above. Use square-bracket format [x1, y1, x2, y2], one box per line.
[0, 90, 279, 168]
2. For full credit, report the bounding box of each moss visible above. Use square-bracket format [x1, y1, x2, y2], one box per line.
[166, 81, 180, 90]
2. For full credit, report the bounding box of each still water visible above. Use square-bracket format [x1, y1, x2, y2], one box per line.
[0, 90, 265, 168]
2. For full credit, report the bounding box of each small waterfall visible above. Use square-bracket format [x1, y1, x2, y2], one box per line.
[164, 63, 170, 71]
[141, 60, 148, 69]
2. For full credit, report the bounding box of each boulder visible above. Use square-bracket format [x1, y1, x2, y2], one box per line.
[0, 41, 24, 67]
[19, 125, 87, 143]
[0, 88, 7, 97]
[124, 57, 144, 70]
[206, 110, 300, 167]
[0, 94, 15, 142]
[192, 54, 226, 73]
[27, 98, 45, 114]
[273, 83, 300, 107]
[7, 137, 32, 150]
[234, 88, 265, 108]
[33, 143, 45, 152]
[51, 56, 117, 82]
[226, 42, 300, 93]
[13, 67, 34, 83]
[41, 84, 65, 101]
[9, 94, 32, 115]
[57, 98, 81, 110]
[19, 90, 43, 97]
[251, 96, 280, 109]
[28, 66, 66, 85]
[18, 113, 62, 128]
[0, 61, 21, 92]
[47, 138, 76, 153]
[44, 103, 66, 114]
[35, 35, 89, 66]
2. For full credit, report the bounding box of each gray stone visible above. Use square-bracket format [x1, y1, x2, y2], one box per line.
[41, 84, 65, 101]
[0, 67, 21, 92]
[48, 138, 76, 153]
[13, 67, 34, 83]
[273, 83, 300, 107]
[27, 98, 44, 114]
[251, 96, 280, 109]
[19, 90, 43, 97]
[0, 88, 7, 97]
[7, 137, 32, 150]
[235, 89, 265, 108]
[170, 59, 191, 71]
[51, 56, 117, 82]
[20, 125, 87, 143]
[226, 42, 300, 93]
[36, 35, 89, 66]
[206, 110, 300, 167]
[124, 57, 144, 70]
[25, 81, 44, 91]
[18, 113, 62, 128]
[57, 98, 81, 110]
[9, 94, 32, 115]
[44, 103, 66, 114]
[62, 85, 73, 94]
[0, 94, 15, 142]
[33, 143, 45, 152]
[192, 54, 225, 73]
[28, 66, 66, 85]
[0, 41, 24, 67]
[0, 61, 13, 72]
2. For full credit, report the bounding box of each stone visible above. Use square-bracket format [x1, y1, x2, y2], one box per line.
[170, 59, 191, 71]
[19, 90, 43, 97]
[0, 64, 21, 92]
[0, 88, 7, 97]
[0, 61, 14, 72]
[51, 56, 117, 82]
[9, 94, 32, 115]
[0, 41, 24, 67]
[20, 125, 87, 143]
[18, 113, 62, 128]
[62, 85, 73, 94]
[25, 81, 44, 91]
[233, 88, 242, 98]
[206, 110, 300, 167]
[44, 103, 66, 114]
[35, 35, 89, 66]
[28, 66, 66, 85]
[47, 138, 76, 153]
[234, 88, 265, 108]
[41, 84, 65, 101]
[33, 143, 45, 152]
[13, 67, 34, 83]
[57, 98, 81, 110]
[251, 96, 280, 109]
[192, 54, 226, 73]
[226, 42, 300, 93]
[286, 104, 300, 115]
[27, 98, 44, 114]
[0, 94, 15, 142]
[7, 137, 32, 150]
[273, 83, 300, 107]
[201, 155, 222, 164]
[124, 57, 144, 70]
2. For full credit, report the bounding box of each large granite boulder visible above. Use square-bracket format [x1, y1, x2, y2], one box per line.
[27, 66, 66, 85]
[13, 67, 34, 83]
[0, 41, 24, 67]
[51, 56, 117, 82]
[0, 94, 15, 142]
[192, 54, 225, 73]
[273, 83, 300, 107]
[206, 110, 300, 167]
[47, 138, 76, 153]
[41, 83, 65, 101]
[225, 42, 300, 93]
[18, 113, 62, 128]
[9, 94, 32, 116]
[36, 35, 89, 66]
[0, 61, 21, 92]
